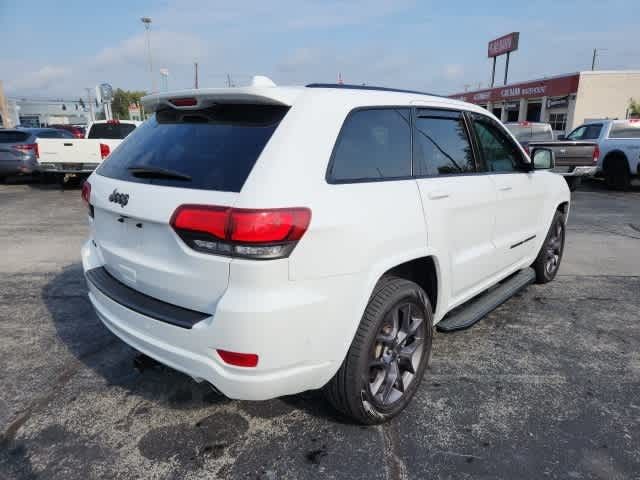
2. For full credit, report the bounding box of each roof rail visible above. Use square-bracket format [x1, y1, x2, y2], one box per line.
[305, 83, 444, 98]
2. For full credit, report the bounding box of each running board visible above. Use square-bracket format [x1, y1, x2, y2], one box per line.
[436, 268, 536, 332]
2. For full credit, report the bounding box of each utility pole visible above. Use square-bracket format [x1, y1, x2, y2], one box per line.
[226, 73, 233, 88]
[194, 62, 199, 89]
[141, 17, 155, 93]
[592, 48, 597, 70]
[85, 87, 95, 123]
[0, 80, 14, 128]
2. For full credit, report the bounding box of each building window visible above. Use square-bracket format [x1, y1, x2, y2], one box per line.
[548, 112, 567, 132]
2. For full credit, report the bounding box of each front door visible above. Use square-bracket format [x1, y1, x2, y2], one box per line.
[469, 114, 546, 272]
[412, 108, 497, 301]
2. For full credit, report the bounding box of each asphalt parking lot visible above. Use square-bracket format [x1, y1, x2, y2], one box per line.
[1, 180, 639, 480]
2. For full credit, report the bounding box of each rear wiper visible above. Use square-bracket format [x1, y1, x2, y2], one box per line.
[127, 166, 192, 181]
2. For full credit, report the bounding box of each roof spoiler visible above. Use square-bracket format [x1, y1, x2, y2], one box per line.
[141, 78, 300, 112]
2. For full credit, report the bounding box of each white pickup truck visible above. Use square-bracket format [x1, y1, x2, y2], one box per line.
[561, 119, 640, 190]
[37, 120, 139, 177]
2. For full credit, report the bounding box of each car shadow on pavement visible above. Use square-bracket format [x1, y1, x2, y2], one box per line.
[41, 262, 336, 422]
[42, 263, 231, 410]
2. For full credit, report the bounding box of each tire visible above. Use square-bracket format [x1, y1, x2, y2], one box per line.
[565, 177, 581, 192]
[324, 277, 433, 424]
[532, 210, 566, 284]
[604, 156, 631, 191]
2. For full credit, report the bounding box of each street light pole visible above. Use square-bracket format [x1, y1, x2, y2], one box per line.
[141, 17, 155, 94]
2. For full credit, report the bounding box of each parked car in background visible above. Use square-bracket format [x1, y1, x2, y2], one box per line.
[0, 128, 74, 180]
[37, 120, 140, 179]
[559, 119, 640, 190]
[504, 121, 554, 151]
[49, 124, 86, 139]
[81, 83, 569, 424]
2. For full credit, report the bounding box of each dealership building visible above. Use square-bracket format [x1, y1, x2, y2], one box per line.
[450, 70, 640, 134]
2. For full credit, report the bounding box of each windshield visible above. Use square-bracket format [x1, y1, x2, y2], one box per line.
[567, 124, 602, 140]
[97, 104, 289, 192]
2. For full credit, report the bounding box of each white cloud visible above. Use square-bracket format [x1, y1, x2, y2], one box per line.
[7, 65, 71, 92]
[91, 31, 208, 70]
[443, 64, 464, 80]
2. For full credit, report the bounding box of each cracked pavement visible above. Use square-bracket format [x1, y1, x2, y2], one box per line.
[1, 180, 639, 479]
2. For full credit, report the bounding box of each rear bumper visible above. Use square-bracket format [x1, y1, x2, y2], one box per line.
[0, 157, 39, 175]
[554, 166, 598, 177]
[39, 162, 99, 173]
[81, 239, 348, 400]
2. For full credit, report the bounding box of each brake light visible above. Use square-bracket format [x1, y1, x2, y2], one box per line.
[81, 181, 94, 218]
[592, 144, 600, 164]
[170, 205, 311, 259]
[100, 143, 110, 159]
[106, 119, 120, 124]
[14, 143, 39, 158]
[217, 349, 259, 368]
[169, 97, 198, 107]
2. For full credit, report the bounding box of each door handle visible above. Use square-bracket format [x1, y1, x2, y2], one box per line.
[428, 191, 450, 200]
[498, 185, 513, 191]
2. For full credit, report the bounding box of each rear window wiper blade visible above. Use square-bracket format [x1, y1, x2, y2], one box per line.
[127, 166, 192, 181]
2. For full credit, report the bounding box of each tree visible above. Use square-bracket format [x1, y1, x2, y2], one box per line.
[629, 98, 640, 118]
[111, 88, 147, 120]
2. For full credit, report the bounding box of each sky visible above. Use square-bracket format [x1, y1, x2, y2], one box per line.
[1, 0, 639, 100]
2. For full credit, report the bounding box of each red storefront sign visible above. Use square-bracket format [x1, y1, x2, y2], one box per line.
[488, 32, 519, 58]
[449, 74, 580, 104]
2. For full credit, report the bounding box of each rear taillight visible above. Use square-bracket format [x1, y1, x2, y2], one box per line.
[592, 144, 600, 164]
[170, 205, 311, 259]
[81, 181, 94, 218]
[169, 97, 198, 107]
[100, 143, 110, 159]
[216, 349, 259, 368]
[14, 143, 39, 158]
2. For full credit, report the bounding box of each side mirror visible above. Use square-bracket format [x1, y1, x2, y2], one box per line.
[531, 147, 555, 170]
[557, 134, 566, 140]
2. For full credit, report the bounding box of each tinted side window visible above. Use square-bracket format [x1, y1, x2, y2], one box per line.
[329, 108, 411, 181]
[472, 116, 523, 172]
[413, 109, 475, 176]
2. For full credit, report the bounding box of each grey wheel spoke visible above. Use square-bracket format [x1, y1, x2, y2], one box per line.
[398, 352, 416, 375]
[407, 315, 424, 336]
[380, 361, 399, 403]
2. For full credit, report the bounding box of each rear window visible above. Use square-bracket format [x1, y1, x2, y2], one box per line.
[36, 130, 74, 139]
[88, 122, 137, 139]
[609, 122, 640, 138]
[97, 104, 289, 192]
[0, 131, 29, 143]
[505, 124, 553, 142]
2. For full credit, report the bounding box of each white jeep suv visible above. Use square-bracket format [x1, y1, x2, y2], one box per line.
[81, 83, 569, 424]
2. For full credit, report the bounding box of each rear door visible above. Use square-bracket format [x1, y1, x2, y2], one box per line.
[469, 113, 546, 272]
[89, 103, 288, 313]
[413, 108, 497, 300]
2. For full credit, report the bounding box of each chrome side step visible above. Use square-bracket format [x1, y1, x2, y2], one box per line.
[436, 267, 536, 332]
